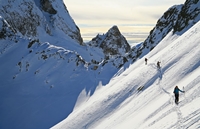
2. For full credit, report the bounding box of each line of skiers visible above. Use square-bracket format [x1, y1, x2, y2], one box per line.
[145, 57, 185, 104]
[145, 58, 161, 69]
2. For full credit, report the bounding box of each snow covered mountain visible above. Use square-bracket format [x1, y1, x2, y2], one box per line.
[0, 0, 200, 129]
[52, 17, 200, 129]
[88, 25, 131, 56]
[174, 0, 200, 33]
[133, 0, 200, 58]
[0, 1, 132, 129]
[88, 25, 131, 69]
[0, 0, 83, 45]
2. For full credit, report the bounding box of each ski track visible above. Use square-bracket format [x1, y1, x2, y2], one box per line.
[146, 67, 186, 128]
[147, 67, 200, 129]
[160, 68, 185, 129]
[168, 108, 200, 129]
[45, 21, 200, 129]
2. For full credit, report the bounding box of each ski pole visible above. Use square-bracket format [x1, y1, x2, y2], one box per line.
[183, 86, 185, 98]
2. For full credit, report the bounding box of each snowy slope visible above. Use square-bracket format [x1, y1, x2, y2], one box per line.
[0, 17, 126, 129]
[0, 37, 119, 129]
[0, 1, 133, 128]
[52, 21, 200, 129]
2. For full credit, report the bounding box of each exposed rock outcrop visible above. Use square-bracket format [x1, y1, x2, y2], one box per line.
[174, 0, 200, 33]
[89, 25, 131, 56]
[132, 0, 200, 58]
[0, 0, 83, 44]
[88, 25, 131, 68]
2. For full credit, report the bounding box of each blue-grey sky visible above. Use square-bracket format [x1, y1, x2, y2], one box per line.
[64, 0, 186, 43]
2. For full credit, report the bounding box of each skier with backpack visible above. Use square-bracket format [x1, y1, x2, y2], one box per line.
[157, 61, 161, 69]
[173, 86, 185, 104]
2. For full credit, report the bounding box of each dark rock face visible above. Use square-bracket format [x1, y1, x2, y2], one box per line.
[41, 0, 57, 14]
[138, 5, 182, 55]
[87, 26, 132, 69]
[100, 26, 131, 55]
[0, 17, 16, 39]
[174, 0, 200, 32]
[89, 26, 131, 56]
[0, 1, 40, 37]
[0, 0, 83, 45]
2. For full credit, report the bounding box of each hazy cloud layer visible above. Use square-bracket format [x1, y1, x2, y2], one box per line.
[64, 0, 185, 25]
[64, 0, 185, 43]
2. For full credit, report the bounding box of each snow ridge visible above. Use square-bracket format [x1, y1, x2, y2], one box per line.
[132, 0, 200, 59]
[53, 21, 200, 129]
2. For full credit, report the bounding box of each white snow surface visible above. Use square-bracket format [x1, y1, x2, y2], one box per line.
[52, 21, 200, 129]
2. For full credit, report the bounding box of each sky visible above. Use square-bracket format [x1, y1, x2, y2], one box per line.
[64, 0, 186, 43]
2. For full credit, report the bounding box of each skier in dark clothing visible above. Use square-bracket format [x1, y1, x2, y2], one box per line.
[157, 61, 161, 69]
[173, 86, 185, 104]
[145, 58, 148, 65]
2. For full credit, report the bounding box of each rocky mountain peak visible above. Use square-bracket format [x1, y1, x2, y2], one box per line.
[140, 5, 182, 52]
[131, 0, 200, 59]
[107, 25, 121, 37]
[0, 0, 83, 45]
[174, 0, 200, 33]
[89, 25, 131, 56]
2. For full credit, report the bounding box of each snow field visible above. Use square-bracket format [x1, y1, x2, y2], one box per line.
[53, 21, 200, 129]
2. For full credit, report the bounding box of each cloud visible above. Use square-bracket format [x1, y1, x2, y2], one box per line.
[64, 0, 186, 43]
[65, 0, 183, 27]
